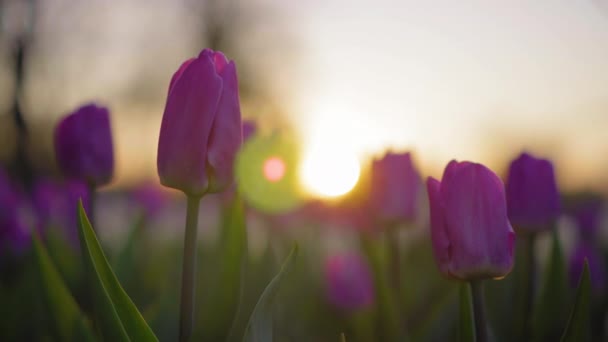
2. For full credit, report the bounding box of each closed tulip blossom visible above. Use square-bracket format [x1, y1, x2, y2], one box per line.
[54, 103, 114, 187]
[427, 161, 515, 280]
[370, 151, 422, 225]
[157, 48, 242, 197]
[506, 152, 560, 231]
[325, 252, 375, 311]
[157, 48, 242, 342]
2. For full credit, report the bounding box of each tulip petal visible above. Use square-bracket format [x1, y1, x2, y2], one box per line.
[157, 55, 223, 196]
[206, 60, 242, 193]
[427, 177, 451, 276]
[168, 58, 195, 96]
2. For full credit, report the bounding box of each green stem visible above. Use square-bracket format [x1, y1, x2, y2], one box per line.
[87, 183, 96, 230]
[179, 195, 201, 342]
[518, 233, 536, 340]
[387, 228, 401, 297]
[470, 280, 488, 342]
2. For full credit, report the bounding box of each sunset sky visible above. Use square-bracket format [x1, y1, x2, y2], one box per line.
[2, 0, 608, 193]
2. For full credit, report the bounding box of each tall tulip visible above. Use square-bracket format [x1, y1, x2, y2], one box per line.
[325, 252, 375, 311]
[427, 160, 515, 342]
[157, 48, 242, 342]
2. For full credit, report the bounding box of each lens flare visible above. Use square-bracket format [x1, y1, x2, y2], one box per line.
[300, 145, 360, 198]
[263, 156, 286, 182]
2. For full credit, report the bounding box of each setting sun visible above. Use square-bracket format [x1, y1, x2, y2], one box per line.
[300, 144, 361, 198]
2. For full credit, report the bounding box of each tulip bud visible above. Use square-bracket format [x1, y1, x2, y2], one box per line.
[506, 152, 561, 231]
[0, 169, 32, 253]
[427, 160, 515, 280]
[325, 252, 375, 311]
[54, 103, 114, 187]
[370, 151, 422, 225]
[157, 49, 242, 197]
[569, 197, 603, 240]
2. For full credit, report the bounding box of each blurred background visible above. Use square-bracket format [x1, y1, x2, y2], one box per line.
[1, 0, 608, 194]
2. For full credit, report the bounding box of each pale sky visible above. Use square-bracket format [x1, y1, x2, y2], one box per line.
[2, 0, 607, 192]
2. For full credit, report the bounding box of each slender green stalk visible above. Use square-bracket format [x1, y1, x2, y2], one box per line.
[87, 182, 97, 230]
[387, 228, 401, 297]
[470, 280, 488, 342]
[517, 232, 536, 339]
[179, 195, 201, 342]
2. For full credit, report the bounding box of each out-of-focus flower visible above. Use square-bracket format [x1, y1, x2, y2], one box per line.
[427, 160, 515, 280]
[0, 169, 32, 253]
[369, 151, 422, 225]
[325, 252, 375, 311]
[569, 241, 606, 294]
[130, 181, 172, 218]
[242, 120, 257, 143]
[157, 48, 242, 197]
[32, 178, 89, 245]
[54, 103, 114, 187]
[506, 152, 561, 231]
[569, 197, 604, 240]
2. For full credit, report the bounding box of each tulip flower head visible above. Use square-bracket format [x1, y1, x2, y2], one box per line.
[0, 169, 32, 253]
[427, 160, 515, 280]
[54, 103, 114, 187]
[506, 152, 561, 232]
[370, 151, 423, 226]
[157, 49, 242, 197]
[325, 252, 375, 311]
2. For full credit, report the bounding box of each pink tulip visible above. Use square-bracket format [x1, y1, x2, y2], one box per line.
[157, 49, 242, 197]
[370, 151, 422, 225]
[427, 160, 515, 280]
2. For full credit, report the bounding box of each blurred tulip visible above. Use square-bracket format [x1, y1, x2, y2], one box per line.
[0, 169, 32, 253]
[569, 241, 606, 293]
[54, 103, 114, 187]
[32, 178, 89, 245]
[506, 152, 561, 231]
[242, 119, 257, 142]
[157, 48, 242, 197]
[569, 198, 604, 240]
[427, 160, 515, 280]
[130, 181, 171, 218]
[370, 151, 422, 225]
[325, 252, 375, 311]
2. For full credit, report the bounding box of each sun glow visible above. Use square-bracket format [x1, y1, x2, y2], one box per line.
[300, 144, 361, 198]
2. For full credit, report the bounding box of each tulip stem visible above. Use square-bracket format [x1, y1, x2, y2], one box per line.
[179, 195, 201, 342]
[387, 228, 402, 298]
[87, 182, 97, 230]
[470, 280, 489, 342]
[522, 233, 537, 339]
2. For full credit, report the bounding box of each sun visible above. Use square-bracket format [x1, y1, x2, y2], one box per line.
[300, 144, 361, 198]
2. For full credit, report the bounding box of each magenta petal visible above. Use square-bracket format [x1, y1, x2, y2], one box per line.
[168, 58, 196, 96]
[157, 54, 223, 196]
[427, 177, 451, 277]
[206, 61, 242, 193]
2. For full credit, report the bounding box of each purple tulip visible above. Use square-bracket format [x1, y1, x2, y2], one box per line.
[569, 241, 606, 293]
[54, 103, 114, 187]
[506, 152, 561, 231]
[370, 151, 422, 225]
[325, 252, 375, 311]
[130, 181, 171, 218]
[427, 160, 515, 280]
[157, 49, 242, 197]
[0, 169, 32, 253]
[570, 198, 603, 240]
[242, 120, 257, 143]
[32, 178, 89, 245]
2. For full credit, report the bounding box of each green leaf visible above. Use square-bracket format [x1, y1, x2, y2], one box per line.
[560, 260, 591, 342]
[113, 214, 145, 283]
[77, 200, 158, 341]
[459, 283, 476, 342]
[32, 235, 95, 341]
[532, 230, 567, 341]
[243, 244, 299, 342]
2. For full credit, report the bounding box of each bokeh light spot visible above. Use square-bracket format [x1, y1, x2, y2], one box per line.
[263, 156, 286, 182]
[301, 145, 361, 198]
